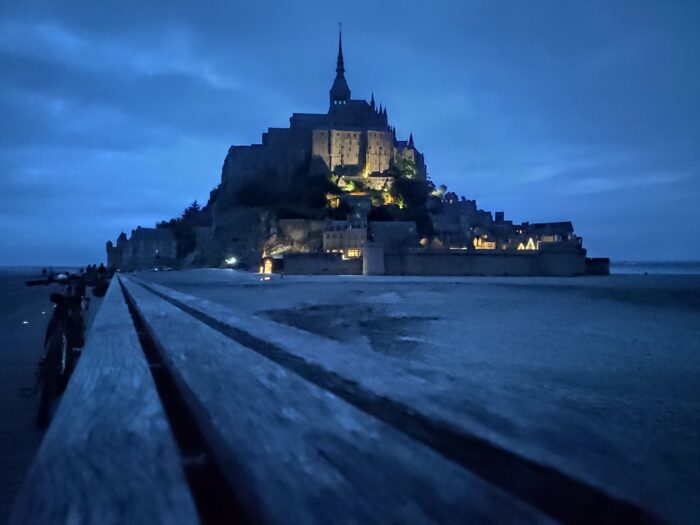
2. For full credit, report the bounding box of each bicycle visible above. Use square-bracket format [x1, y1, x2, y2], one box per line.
[25, 273, 91, 428]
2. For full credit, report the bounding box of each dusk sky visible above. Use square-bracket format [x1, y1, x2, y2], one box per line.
[1, 0, 698, 265]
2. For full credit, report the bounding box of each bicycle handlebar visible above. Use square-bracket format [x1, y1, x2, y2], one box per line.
[26, 275, 87, 287]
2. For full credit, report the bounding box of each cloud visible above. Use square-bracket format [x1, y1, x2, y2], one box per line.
[0, 0, 699, 264]
[565, 172, 688, 195]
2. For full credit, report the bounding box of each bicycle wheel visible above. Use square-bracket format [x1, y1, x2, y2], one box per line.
[36, 329, 67, 429]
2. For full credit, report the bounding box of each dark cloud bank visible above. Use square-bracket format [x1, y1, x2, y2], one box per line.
[1, 0, 698, 265]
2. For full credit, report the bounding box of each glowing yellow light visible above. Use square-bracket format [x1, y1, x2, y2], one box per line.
[473, 237, 496, 250]
[525, 238, 536, 250]
[263, 259, 273, 274]
[517, 243, 525, 251]
[326, 193, 340, 208]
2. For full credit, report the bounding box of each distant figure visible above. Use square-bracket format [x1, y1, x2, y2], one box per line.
[42, 268, 47, 276]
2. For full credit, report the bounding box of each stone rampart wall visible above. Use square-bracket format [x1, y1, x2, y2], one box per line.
[283, 253, 362, 275]
[384, 251, 542, 276]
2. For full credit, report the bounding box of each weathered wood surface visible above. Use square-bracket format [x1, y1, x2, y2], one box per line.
[10, 279, 199, 525]
[127, 277, 657, 525]
[121, 276, 550, 524]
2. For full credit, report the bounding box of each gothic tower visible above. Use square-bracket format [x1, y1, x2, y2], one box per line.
[329, 28, 351, 110]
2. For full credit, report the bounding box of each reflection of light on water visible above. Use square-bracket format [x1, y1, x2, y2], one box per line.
[22, 321, 29, 325]
[259, 276, 272, 282]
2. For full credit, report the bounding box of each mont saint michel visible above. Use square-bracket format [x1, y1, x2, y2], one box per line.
[106, 32, 605, 277]
[3, 5, 700, 524]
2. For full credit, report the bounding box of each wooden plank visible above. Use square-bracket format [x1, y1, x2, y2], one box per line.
[10, 278, 199, 525]
[127, 277, 657, 525]
[121, 276, 550, 524]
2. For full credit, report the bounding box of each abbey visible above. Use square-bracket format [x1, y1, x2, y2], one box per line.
[107, 31, 608, 277]
[219, 31, 426, 197]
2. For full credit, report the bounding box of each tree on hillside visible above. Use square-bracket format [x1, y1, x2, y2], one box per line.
[386, 176, 434, 238]
[157, 200, 212, 258]
[396, 158, 417, 179]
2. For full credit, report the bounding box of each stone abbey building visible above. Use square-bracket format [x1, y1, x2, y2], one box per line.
[219, 31, 426, 198]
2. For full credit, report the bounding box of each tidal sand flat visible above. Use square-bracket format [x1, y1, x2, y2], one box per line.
[141, 270, 700, 523]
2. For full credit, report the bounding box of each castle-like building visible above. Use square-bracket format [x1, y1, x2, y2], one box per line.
[219, 31, 426, 196]
[106, 227, 177, 271]
[107, 31, 607, 276]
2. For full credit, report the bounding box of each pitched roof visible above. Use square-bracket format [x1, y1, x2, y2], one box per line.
[131, 227, 176, 242]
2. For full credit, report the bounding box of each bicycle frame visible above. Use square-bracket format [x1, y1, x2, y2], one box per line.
[35, 279, 88, 427]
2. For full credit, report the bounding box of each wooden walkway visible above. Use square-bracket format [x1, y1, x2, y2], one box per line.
[9, 276, 659, 524]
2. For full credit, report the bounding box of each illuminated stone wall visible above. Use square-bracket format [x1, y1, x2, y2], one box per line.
[310, 128, 396, 175]
[365, 131, 393, 174]
[330, 130, 362, 169]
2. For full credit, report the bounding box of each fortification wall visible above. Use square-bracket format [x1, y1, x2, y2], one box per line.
[385, 251, 543, 276]
[283, 253, 362, 275]
[586, 257, 610, 275]
[222, 127, 311, 193]
[282, 249, 587, 277]
[538, 250, 587, 276]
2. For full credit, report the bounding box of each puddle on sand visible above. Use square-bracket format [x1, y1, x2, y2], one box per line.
[263, 303, 439, 357]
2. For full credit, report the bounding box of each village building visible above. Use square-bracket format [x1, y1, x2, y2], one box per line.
[106, 227, 177, 271]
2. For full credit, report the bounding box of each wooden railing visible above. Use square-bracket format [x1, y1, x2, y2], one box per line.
[11, 276, 655, 524]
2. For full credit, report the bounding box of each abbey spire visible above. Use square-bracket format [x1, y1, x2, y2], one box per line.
[336, 27, 345, 74]
[329, 26, 351, 110]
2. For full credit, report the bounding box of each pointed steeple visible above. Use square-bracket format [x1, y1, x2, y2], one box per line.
[370, 92, 375, 109]
[336, 27, 345, 74]
[408, 132, 414, 148]
[329, 24, 351, 110]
